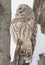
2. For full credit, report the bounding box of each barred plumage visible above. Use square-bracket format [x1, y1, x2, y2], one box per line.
[10, 4, 37, 65]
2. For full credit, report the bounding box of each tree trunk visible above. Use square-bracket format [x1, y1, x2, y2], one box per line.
[38, 54, 45, 65]
[0, 0, 11, 65]
[33, 0, 45, 34]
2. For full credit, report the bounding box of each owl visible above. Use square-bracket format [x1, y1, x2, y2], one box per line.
[10, 4, 37, 65]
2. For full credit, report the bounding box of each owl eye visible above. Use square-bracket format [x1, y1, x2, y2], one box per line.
[19, 7, 22, 10]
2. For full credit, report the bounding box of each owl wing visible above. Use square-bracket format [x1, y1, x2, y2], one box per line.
[31, 23, 37, 53]
[10, 18, 23, 44]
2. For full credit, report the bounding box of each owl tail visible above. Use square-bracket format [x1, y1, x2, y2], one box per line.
[14, 39, 23, 65]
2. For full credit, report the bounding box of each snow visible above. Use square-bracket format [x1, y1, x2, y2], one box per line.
[11, 0, 45, 65]
[30, 24, 45, 65]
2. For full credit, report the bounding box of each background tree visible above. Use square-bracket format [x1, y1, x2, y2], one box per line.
[38, 54, 45, 65]
[0, 0, 11, 65]
[33, 0, 45, 34]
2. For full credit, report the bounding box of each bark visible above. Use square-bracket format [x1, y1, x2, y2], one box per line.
[0, 0, 11, 65]
[38, 54, 45, 65]
[33, 0, 45, 34]
[10, 62, 15, 65]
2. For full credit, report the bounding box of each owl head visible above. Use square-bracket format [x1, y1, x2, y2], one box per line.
[15, 4, 35, 20]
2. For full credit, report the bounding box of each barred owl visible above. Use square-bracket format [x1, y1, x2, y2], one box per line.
[10, 4, 37, 65]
